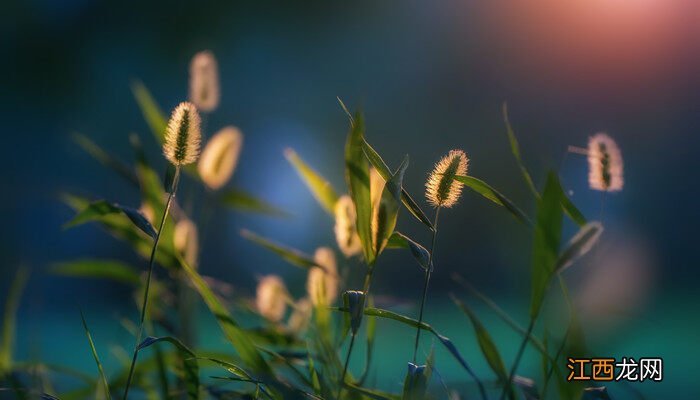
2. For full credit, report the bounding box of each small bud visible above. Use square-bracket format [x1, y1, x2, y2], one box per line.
[189, 51, 220, 112]
[343, 290, 366, 336]
[256, 275, 288, 322]
[425, 150, 468, 208]
[174, 219, 198, 268]
[197, 126, 243, 190]
[334, 195, 362, 257]
[587, 133, 623, 192]
[163, 102, 201, 166]
[306, 247, 339, 306]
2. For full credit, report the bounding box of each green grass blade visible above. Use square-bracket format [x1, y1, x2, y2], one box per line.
[72, 133, 139, 186]
[345, 112, 375, 265]
[346, 383, 399, 400]
[560, 190, 587, 227]
[361, 138, 434, 230]
[130, 80, 167, 143]
[1, 267, 29, 372]
[136, 336, 199, 399]
[219, 189, 289, 217]
[65, 200, 156, 239]
[80, 311, 111, 400]
[239, 229, 322, 271]
[453, 175, 532, 225]
[373, 155, 408, 257]
[358, 296, 376, 385]
[555, 221, 603, 273]
[502, 103, 539, 198]
[51, 259, 140, 286]
[284, 148, 339, 216]
[386, 232, 431, 270]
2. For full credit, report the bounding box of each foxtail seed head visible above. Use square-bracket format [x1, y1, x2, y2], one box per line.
[174, 218, 199, 268]
[334, 195, 363, 257]
[588, 133, 623, 192]
[287, 297, 312, 334]
[163, 102, 201, 166]
[307, 247, 339, 306]
[425, 149, 468, 208]
[256, 275, 288, 322]
[189, 50, 220, 112]
[198, 126, 243, 190]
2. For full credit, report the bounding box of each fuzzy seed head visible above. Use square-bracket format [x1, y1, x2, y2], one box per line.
[198, 126, 243, 190]
[163, 102, 202, 166]
[189, 51, 220, 112]
[256, 275, 288, 322]
[174, 219, 199, 268]
[588, 133, 623, 192]
[287, 297, 313, 334]
[307, 247, 339, 306]
[425, 149, 469, 208]
[334, 195, 362, 257]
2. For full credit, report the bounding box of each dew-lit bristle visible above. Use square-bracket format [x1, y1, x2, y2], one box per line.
[198, 126, 243, 190]
[425, 149, 469, 208]
[174, 219, 198, 268]
[189, 51, 220, 112]
[256, 275, 288, 322]
[334, 195, 363, 257]
[587, 133, 623, 192]
[163, 102, 202, 166]
[307, 247, 339, 306]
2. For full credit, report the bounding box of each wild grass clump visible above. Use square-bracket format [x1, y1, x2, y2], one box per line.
[0, 50, 634, 400]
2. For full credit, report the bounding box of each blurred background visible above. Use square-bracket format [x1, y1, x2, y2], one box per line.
[2, 0, 699, 397]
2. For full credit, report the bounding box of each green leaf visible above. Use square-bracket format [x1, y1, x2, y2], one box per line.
[240, 229, 325, 271]
[555, 221, 603, 273]
[0, 267, 29, 372]
[361, 138, 434, 230]
[79, 311, 111, 400]
[65, 200, 157, 239]
[284, 148, 339, 216]
[345, 112, 375, 265]
[530, 172, 564, 319]
[359, 295, 376, 385]
[178, 257, 272, 375]
[502, 103, 539, 198]
[72, 133, 138, 186]
[373, 155, 408, 257]
[131, 80, 167, 143]
[386, 232, 431, 270]
[219, 189, 289, 217]
[560, 191, 586, 227]
[51, 259, 140, 286]
[136, 336, 199, 399]
[453, 175, 531, 225]
[346, 383, 399, 400]
[402, 362, 430, 400]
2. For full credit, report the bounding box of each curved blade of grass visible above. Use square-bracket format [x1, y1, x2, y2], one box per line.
[450, 294, 515, 400]
[453, 175, 531, 225]
[284, 148, 339, 216]
[131, 80, 167, 143]
[239, 229, 325, 271]
[402, 360, 431, 400]
[177, 256, 272, 375]
[72, 133, 138, 186]
[219, 189, 289, 217]
[345, 112, 374, 265]
[256, 347, 313, 389]
[1, 267, 29, 372]
[513, 375, 539, 400]
[555, 221, 603, 273]
[358, 296, 376, 385]
[345, 383, 399, 400]
[65, 200, 156, 239]
[51, 259, 140, 286]
[386, 232, 431, 271]
[502, 103, 539, 198]
[136, 336, 198, 399]
[361, 138, 434, 230]
[80, 311, 111, 400]
[560, 191, 586, 227]
[373, 155, 408, 257]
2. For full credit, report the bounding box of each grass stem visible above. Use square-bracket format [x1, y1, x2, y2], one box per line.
[412, 207, 440, 364]
[500, 316, 536, 400]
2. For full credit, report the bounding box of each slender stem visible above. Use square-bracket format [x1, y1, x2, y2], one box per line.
[123, 167, 180, 400]
[412, 207, 440, 364]
[337, 333, 357, 399]
[500, 316, 536, 400]
[541, 325, 571, 399]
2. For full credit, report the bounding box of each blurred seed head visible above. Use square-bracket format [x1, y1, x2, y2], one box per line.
[334, 195, 362, 257]
[189, 50, 220, 112]
[287, 297, 312, 334]
[174, 218, 199, 268]
[163, 102, 201, 166]
[256, 275, 288, 322]
[307, 247, 339, 306]
[588, 133, 623, 192]
[198, 126, 243, 190]
[425, 149, 468, 208]
[139, 202, 155, 226]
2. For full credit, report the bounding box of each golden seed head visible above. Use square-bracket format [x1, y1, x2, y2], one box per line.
[256, 275, 288, 322]
[174, 218, 199, 268]
[334, 195, 363, 257]
[307, 247, 339, 306]
[425, 149, 469, 208]
[189, 50, 220, 112]
[287, 297, 313, 334]
[588, 133, 623, 192]
[197, 126, 243, 190]
[163, 102, 202, 166]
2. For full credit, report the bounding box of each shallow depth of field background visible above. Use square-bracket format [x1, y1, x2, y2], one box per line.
[2, 0, 700, 398]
